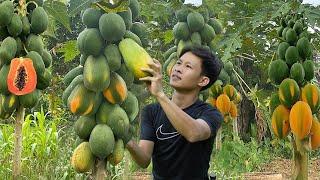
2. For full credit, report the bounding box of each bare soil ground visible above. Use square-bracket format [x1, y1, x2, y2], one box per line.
[128, 158, 320, 180]
[246, 158, 320, 180]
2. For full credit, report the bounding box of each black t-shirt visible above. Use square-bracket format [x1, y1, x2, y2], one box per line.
[140, 99, 223, 180]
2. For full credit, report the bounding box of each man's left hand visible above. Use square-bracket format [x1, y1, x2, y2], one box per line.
[139, 59, 164, 98]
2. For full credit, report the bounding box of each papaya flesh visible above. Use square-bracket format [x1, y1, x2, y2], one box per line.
[7, 58, 37, 95]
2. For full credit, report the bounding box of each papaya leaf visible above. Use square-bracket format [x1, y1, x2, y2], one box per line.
[43, 16, 57, 38]
[271, 2, 291, 20]
[68, 0, 100, 16]
[301, 5, 320, 27]
[56, 40, 80, 62]
[219, 33, 243, 61]
[44, 1, 71, 32]
[163, 30, 174, 45]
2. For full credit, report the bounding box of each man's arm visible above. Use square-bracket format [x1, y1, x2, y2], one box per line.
[156, 93, 212, 142]
[126, 140, 154, 168]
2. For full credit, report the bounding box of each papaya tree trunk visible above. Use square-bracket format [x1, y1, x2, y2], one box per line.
[238, 96, 255, 141]
[233, 117, 239, 140]
[292, 136, 309, 180]
[93, 159, 107, 180]
[215, 128, 222, 150]
[255, 108, 271, 143]
[13, 106, 25, 179]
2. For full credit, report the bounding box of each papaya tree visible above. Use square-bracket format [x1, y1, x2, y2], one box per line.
[64, 0, 151, 179]
[268, 1, 320, 179]
[0, 0, 58, 178]
[203, 0, 320, 143]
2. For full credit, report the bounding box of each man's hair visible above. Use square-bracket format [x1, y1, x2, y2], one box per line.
[179, 46, 222, 91]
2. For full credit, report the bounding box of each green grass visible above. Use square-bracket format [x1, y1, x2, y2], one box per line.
[209, 138, 273, 179]
[0, 107, 86, 179]
[0, 106, 148, 179]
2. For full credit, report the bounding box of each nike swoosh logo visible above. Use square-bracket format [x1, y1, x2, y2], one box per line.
[156, 124, 180, 140]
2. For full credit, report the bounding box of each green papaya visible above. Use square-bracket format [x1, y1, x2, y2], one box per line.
[296, 37, 312, 59]
[200, 24, 215, 43]
[0, 37, 17, 64]
[99, 13, 126, 42]
[71, 142, 94, 173]
[89, 124, 115, 159]
[26, 51, 45, 75]
[124, 30, 142, 46]
[107, 139, 125, 166]
[117, 63, 134, 88]
[290, 62, 305, 85]
[164, 46, 177, 60]
[131, 22, 148, 47]
[26, 34, 44, 55]
[37, 69, 52, 90]
[19, 89, 41, 108]
[77, 28, 104, 56]
[96, 101, 129, 139]
[129, 0, 140, 20]
[0, 1, 14, 27]
[173, 22, 190, 41]
[15, 37, 23, 56]
[285, 46, 299, 66]
[303, 60, 314, 81]
[82, 8, 102, 28]
[21, 16, 31, 35]
[120, 91, 139, 122]
[62, 75, 83, 106]
[83, 55, 111, 92]
[0, 65, 10, 95]
[208, 18, 223, 34]
[118, 8, 133, 30]
[104, 44, 122, 71]
[63, 66, 83, 86]
[41, 49, 52, 68]
[187, 12, 205, 32]
[30, 7, 48, 34]
[176, 7, 190, 22]
[74, 116, 96, 140]
[278, 42, 290, 60]
[191, 32, 202, 46]
[285, 28, 297, 45]
[7, 13, 22, 37]
[268, 59, 289, 85]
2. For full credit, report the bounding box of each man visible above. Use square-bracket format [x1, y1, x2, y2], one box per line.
[125, 46, 223, 180]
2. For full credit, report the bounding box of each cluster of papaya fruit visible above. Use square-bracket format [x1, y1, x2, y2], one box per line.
[205, 59, 243, 122]
[218, 60, 244, 86]
[269, 12, 320, 150]
[163, 5, 223, 77]
[0, 0, 52, 119]
[207, 82, 241, 123]
[64, 0, 151, 173]
[268, 12, 314, 86]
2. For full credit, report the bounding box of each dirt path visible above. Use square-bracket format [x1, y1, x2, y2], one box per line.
[128, 158, 320, 179]
[253, 158, 320, 179]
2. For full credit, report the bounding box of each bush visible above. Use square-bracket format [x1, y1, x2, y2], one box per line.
[210, 138, 272, 178]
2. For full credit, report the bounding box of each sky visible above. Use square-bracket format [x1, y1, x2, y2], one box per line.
[184, 0, 320, 6]
[303, 0, 320, 6]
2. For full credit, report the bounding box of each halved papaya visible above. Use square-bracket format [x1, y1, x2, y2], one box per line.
[7, 57, 37, 95]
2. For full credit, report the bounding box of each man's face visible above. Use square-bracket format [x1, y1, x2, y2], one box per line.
[169, 52, 209, 91]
